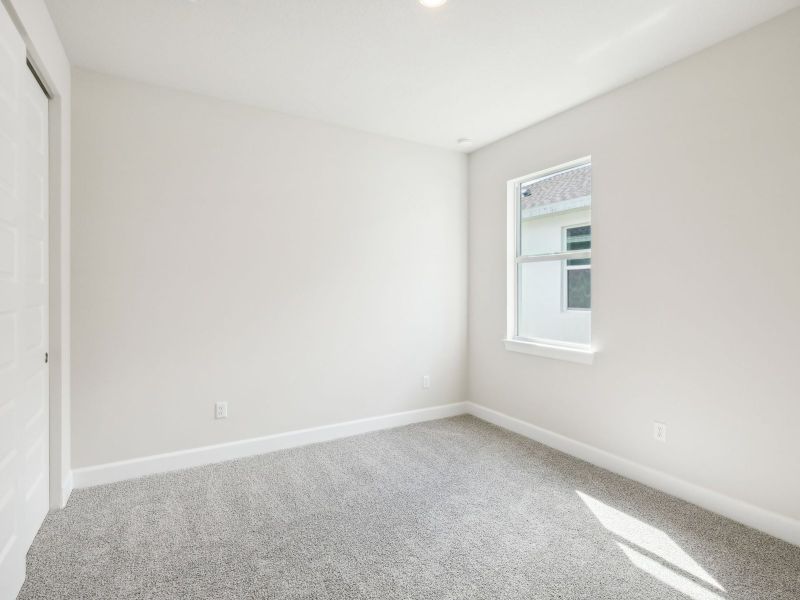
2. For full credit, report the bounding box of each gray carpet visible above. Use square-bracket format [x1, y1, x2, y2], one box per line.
[19, 416, 800, 599]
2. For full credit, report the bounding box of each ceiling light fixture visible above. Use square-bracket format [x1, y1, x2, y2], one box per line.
[457, 138, 473, 146]
[419, 0, 447, 8]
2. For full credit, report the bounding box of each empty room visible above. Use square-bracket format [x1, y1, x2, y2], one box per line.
[1, 0, 799, 598]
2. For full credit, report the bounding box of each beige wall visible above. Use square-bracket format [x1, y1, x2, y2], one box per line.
[70, 9, 800, 527]
[468, 9, 800, 521]
[71, 69, 467, 468]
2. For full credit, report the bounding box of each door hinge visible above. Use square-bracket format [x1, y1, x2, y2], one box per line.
[45, 352, 48, 364]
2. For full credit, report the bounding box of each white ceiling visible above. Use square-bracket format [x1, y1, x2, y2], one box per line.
[46, 0, 798, 151]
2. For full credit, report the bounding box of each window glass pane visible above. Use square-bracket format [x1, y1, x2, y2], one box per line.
[566, 225, 591, 250]
[567, 268, 591, 310]
[518, 261, 591, 345]
[566, 225, 591, 266]
[567, 258, 591, 266]
[519, 163, 591, 256]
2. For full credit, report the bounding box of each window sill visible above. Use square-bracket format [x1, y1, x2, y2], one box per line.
[503, 338, 595, 365]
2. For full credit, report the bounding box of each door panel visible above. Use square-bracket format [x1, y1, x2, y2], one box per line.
[19, 56, 49, 554]
[0, 3, 25, 596]
[0, 3, 49, 598]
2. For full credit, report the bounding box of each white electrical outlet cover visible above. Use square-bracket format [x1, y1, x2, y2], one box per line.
[215, 402, 228, 419]
[653, 421, 667, 442]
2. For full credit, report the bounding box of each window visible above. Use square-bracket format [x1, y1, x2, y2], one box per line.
[505, 158, 594, 364]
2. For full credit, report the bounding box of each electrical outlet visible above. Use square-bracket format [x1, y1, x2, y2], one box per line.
[653, 421, 667, 443]
[215, 401, 228, 419]
[422, 375, 430, 389]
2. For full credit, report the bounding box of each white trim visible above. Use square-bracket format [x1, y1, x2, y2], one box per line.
[516, 249, 591, 264]
[466, 402, 800, 547]
[68, 400, 800, 547]
[72, 402, 468, 489]
[504, 338, 595, 365]
[60, 471, 73, 506]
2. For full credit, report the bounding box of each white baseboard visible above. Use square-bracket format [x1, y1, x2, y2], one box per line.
[69, 399, 799, 547]
[60, 471, 73, 507]
[465, 402, 800, 547]
[72, 402, 469, 489]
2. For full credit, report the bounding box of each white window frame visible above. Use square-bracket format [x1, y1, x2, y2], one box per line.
[504, 157, 595, 365]
[561, 223, 591, 313]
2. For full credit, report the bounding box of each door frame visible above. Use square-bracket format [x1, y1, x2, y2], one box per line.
[2, 0, 72, 509]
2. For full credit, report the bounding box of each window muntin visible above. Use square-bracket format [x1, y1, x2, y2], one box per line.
[509, 158, 592, 349]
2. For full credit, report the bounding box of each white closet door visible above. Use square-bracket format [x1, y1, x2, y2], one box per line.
[0, 2, 49, 598]
[19, 55, 50, 552]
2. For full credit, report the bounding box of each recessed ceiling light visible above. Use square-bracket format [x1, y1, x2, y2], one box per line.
[457, 138, 473, 146]
[419, 0, 447, 8]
